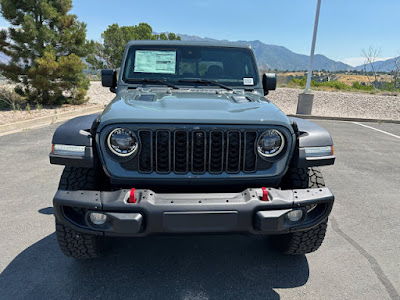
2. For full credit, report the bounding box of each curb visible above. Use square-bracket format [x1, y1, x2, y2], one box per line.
[287, 114, 400, 124]
[0, 105, 104, 136]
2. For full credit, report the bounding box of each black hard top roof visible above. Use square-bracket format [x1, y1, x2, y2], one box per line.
[125, 40, 252, 49]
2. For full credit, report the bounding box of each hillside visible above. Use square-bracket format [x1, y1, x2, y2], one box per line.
[179, 34, 353, 71]
[355, 56, 400, 72]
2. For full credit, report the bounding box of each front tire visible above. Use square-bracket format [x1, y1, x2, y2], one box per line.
[55, 166, 108, 259]
[270, 167, 329, 255]
[56, 220, 105, 259]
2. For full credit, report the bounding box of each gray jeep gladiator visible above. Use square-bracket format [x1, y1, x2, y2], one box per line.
[50, 40, 335, 259]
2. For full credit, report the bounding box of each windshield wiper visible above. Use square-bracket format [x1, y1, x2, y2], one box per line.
[125, 78, 179, 89]
[178, 79, 233, 91]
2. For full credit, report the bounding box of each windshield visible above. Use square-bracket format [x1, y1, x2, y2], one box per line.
[122, 45, 259, 87]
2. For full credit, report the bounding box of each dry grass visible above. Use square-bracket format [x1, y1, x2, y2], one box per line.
[278, 72, 394, 87]
[336, 74, 393, 85]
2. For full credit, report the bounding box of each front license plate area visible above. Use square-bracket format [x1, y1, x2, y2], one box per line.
[163, 211, 238, 232]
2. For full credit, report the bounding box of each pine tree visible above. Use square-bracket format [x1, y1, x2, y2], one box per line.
[86, 23, 181, 69]
[0, 0, 91, 105]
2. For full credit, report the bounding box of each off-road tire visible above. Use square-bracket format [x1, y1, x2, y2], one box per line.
[55, 166, 107, 259]
[270, 167, 328, 255]
[56, 220, 105, 259]
[58, 166, 100, 190]
[280, 167, 325, 190]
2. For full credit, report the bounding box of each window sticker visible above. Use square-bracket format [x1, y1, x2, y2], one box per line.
[243, 77, 254, 85]
[134, 50, 176, 74]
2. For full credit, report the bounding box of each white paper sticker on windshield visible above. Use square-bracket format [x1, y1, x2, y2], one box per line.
[134, 50, 176, 74]
[243, 78, 254, 85]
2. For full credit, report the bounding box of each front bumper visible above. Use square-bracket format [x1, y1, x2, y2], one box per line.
[53, 187, 334, 237]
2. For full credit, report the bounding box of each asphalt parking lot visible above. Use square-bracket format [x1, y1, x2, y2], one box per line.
[0, 119, 399, 300]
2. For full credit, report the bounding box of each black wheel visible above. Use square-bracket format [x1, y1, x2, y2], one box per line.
[55, 166, 108, 259]
[270, 167, 328, 255]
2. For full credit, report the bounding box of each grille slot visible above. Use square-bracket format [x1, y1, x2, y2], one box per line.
[137, 128, 259, 174]
[155, 130, 171, 173]
[191, 130, 207, 173]
[243, 131, 258, 172]
[174, 130, 189, 173]
[209, 131, 224, 173]
[226, 131, 241, 173]
[138, 130, 153, 173]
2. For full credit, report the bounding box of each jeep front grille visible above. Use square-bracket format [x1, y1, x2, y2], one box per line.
[136, 129, 258, 174]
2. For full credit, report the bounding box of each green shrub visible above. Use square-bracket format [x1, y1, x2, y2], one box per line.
[352, 81, 374, 91]
[0, 87, 26, 110]
[317, 80, 349, 90]
[288, 77, 350, 90]
[288, 77, 307, 87]
[287, 76, 384, 92]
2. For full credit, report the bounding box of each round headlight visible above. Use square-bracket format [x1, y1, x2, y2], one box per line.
[257, 129, 285, 157]
[107, 128, 138, 157]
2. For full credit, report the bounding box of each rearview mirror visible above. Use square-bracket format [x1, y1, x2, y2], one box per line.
[101, 69, 117, 93]
[262, 73, 277, 95]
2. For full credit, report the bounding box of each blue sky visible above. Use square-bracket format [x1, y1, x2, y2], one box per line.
[1, 0, 399, 66]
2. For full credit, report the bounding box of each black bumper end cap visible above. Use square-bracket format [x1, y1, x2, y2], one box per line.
[103, 212, 143, 236]
[255, 209, 292, 233]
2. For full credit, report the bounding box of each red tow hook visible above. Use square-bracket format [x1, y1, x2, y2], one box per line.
[128, 188, 137, 203]
[261, 187, 269, 201]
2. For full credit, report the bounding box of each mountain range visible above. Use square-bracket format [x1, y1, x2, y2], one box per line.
[178, 34, 353, 71]
[354, 56, 399, 72]
[179, 33, 400, 73]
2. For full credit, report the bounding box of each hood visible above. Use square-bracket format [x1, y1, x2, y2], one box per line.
[98, 88, 291, 130]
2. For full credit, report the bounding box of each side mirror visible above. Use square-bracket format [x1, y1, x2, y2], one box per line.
[262, 73, 277, 95]
[101, 69, 117, 93]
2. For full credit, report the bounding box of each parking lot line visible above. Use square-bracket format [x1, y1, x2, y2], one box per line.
[352, 122, 400, 139]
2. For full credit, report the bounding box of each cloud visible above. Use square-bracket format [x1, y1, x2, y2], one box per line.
[342, 57, 394, 67]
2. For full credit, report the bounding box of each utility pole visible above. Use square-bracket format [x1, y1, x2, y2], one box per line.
[297, 0, 322, 114]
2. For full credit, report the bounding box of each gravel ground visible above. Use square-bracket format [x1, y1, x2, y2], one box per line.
[0, 82, 110, 126]
[86, 81, 115, 105]
[0, 103, 99, 126]
[1, 82, 400, 125]
[268, 88, 400, 120]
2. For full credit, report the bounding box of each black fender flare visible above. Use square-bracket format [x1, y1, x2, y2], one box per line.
[52, 113, 100, 146]
[50, 113, 100, 168]
[288, 117, 335, 167]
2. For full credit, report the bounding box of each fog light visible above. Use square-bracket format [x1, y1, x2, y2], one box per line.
[90, 212, 107, 225]
[287, 209, 303, 222]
